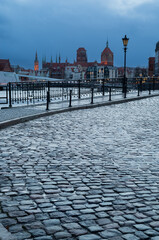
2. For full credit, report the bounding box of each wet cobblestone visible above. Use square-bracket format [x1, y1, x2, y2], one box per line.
[1, 97, 159, 239]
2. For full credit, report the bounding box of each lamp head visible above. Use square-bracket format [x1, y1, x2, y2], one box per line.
[122, 35, 129, 47]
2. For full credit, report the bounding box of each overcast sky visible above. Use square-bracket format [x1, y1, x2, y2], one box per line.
[0, 0, 158, 69]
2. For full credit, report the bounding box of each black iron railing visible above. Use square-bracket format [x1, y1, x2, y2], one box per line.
[0, 77, 159, 108]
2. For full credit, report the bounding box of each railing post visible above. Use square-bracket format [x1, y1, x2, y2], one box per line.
[78, 80, 81, 99]
[91, 88, 94, 104]
[8, 82, 12, 108]
[102, 79, 105, 96]
[46, 91, 50, 110]
[48, 81, 50, 102]
[69, 90, 72, 107]
[109, 87, 111, 101]
[26, 83, 29, 105]
[149, 83, 151, 95]
[124, 85, 126, 98]
[140, 78, 142, 92]
[33, 82, 35, 104]
[137, 84, 140, 96]
[6, 85, 8, 104]
[153, 77, 155, 91]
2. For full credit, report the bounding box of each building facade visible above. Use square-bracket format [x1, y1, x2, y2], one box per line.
[148, 57, 155, 77]
[155, 42, 159, 76]
[0, 59, 12, 72]
[77, 48, 87, 63]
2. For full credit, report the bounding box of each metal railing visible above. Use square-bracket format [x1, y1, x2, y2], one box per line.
[0, 77, 159, 108]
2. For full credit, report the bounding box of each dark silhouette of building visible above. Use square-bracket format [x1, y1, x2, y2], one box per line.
[148, 57, 155, 77]
[77, 48, 87, 63]
[155, 42, 159, 76]
[101, 41, 113, 66]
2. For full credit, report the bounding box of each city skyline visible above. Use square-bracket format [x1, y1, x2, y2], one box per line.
[0, 0, 158, 69]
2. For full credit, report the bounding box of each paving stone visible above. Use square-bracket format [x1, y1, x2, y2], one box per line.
[100, 229, 121, 238]
[9, 224, 23, 233]
[135, 231, 149, 239]
[17, 215, 35, 223]
[28, 228, 46, 237]
[134, 224, 150, 231]
[150, 221, 159, 227]
[54, 231, 72, 239]
[87, 225, 103, 232]
[34, 237, 52, 240]
[63, 222, 81, 229]
[96, 218, 112, 225]
[79, 214, 97, 220]
[0, 218, 17, 227]
[69, 228, 88, 236]
[123, 234, 140, 240]
[78, 234, 101, 240]
[12, 231, 32, 240]
[45, 225, 63, 234]
[43, 219, 60, 226]
[144, 229, 159, 236]
[24, 221, 44, 230]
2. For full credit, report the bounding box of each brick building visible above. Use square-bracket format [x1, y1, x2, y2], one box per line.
[148, 57, 155, 77]
[0, 59, 12, 72]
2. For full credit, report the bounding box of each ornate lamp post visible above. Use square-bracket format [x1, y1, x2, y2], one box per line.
[122, 35, 129, 98]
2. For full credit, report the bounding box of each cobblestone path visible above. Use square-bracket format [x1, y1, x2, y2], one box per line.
[1, 97, 159, 240]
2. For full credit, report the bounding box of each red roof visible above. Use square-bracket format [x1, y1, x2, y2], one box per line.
[77, 48, 86, 51]
[101, 47, 113, 55]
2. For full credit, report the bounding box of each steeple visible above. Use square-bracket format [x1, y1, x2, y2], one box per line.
[59, 53, 61, 63]
[51, 56, 53, 63]
[106, 40, 109, 48]
[34, 51, 39, 71]
[35, 51, 38, 61]
[56, 54, 57, 63]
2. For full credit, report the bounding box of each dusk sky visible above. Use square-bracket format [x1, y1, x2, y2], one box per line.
[0, 0, 159, 69]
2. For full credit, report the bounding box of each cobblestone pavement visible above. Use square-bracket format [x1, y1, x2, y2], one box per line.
[1, 97, 159, 239]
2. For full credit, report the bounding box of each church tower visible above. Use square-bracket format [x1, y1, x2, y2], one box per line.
[77, 48, 87, 63]
[34, 51, 39, 71]
[101, 41, 114, 66]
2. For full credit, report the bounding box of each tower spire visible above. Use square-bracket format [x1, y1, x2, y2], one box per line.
[35, 50, 38, 62]
[106, 39, 108, 48]
[59, 53, 61, 63]
[34, 50, 39, 71]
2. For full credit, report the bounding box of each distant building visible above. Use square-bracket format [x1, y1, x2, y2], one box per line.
[65, 65, 81, 80]
[43, 62, 67, 79]
[0, 59, 12, 72]
[86, 65, 117, 80]
[77, 48, 87, 63]
[42, 42, 115, 80]
[155, 42, 159, 76]
[134, 67, 148, 78]
[117, 67, 135, 78]
[34, 51, 39, 71]
[148, 57, 155, 77]
[101, 41, 114, 66]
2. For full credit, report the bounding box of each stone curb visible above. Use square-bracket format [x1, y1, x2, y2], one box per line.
[0, 93, 159, 130]
[0, 223, 16, 240]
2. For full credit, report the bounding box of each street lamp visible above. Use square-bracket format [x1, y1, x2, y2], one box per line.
[122, 35, 129, 98]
